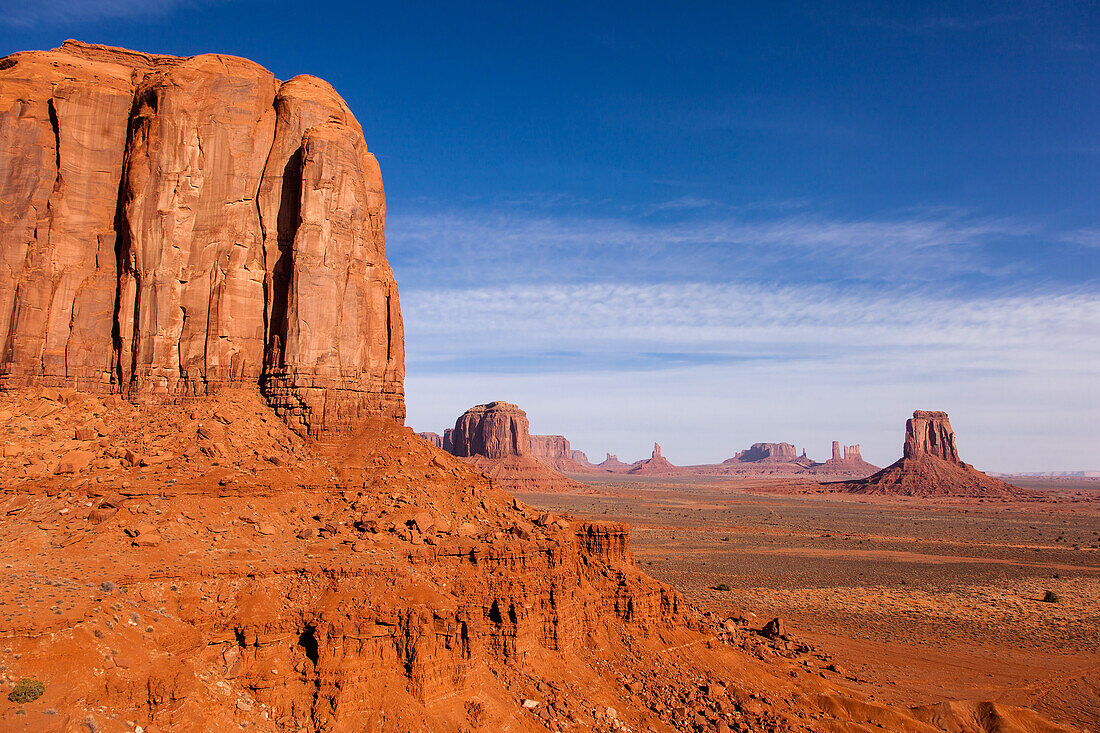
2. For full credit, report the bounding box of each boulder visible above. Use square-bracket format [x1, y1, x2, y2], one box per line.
[56, 449, 94, 474]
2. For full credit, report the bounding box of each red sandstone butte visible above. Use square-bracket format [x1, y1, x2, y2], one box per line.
[809, 441, 879, 478]
[0, 41, 403, 437]
[447, 401, 582, 491]
[842, 411, 1036, 498]
[629, 442, 680, 475]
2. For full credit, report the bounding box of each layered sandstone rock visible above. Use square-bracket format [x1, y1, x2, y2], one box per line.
[529, 434, 572, 469]
[630, 442, 679, 475]
[727, 442, 800, 463]
[447, 402, 582, 492]
[449, 401, 530, 459]
[530, 434, 595, 473]
[0, 41, 404, 436]
[904, 410, 960, 462]
[842, 410, 1034, 498]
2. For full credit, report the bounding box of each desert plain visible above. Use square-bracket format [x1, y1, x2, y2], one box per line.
[519, 476, 1100, 732]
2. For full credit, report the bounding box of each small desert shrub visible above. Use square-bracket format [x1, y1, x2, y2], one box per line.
[711, 583, 732, 592]
[8, 678, 45, 703]
[1042, 590, 1060, 603]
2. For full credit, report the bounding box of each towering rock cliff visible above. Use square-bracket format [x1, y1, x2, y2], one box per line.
[842, 411, 1033, 498]
[903, 410, 960, 462]
[446, 402, 582, 491]
[449, 401, 530, 459]
[0, 41, 403, 436]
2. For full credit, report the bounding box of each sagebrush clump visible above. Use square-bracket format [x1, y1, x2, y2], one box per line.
[8, 678, 45, 703]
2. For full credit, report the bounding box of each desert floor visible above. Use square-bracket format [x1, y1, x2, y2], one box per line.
[518, 477, 1100, 732]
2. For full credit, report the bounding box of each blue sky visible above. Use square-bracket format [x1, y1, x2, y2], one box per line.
[3, 1, 1098, 470]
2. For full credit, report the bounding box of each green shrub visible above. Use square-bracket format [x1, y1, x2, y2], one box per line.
[8, 678, 45, 703]
[1042, 590, 1060, 603]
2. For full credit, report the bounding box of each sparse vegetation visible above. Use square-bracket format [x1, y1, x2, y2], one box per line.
[8, 678, 44, 703]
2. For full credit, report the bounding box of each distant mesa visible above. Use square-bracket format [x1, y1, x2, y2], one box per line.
[841, 410, 1035, 499]
[416, 431, 443, 449]
[598, 453, 633, 471]
[726, 442, 799, 464]
[530, 434, 596, 473]
[423, 401, 581, 492]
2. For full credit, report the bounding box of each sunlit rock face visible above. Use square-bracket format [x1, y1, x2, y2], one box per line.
[0, 41, 404, 436]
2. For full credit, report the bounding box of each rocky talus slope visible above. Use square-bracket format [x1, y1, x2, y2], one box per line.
[0, 41, 403, 436]
[841, 411, 1037, 498]
[0, 388, 1071, 732]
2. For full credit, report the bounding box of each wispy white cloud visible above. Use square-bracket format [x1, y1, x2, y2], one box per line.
[1062, 229, 1100, 248]
[402, 283, 1100, 473]
[388, 208, 1037, 288]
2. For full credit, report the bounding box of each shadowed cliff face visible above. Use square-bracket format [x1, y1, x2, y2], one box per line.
[0, 41, 404, 436]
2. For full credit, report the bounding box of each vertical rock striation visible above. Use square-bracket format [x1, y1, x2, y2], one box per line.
[903, 410, 960, 463]
[449, 401, 531, 459]
[0, 41, 404, 436]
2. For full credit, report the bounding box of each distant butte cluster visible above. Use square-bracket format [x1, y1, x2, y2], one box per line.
[419, 404, 1036, 499]
[419, 404, 882, 485]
